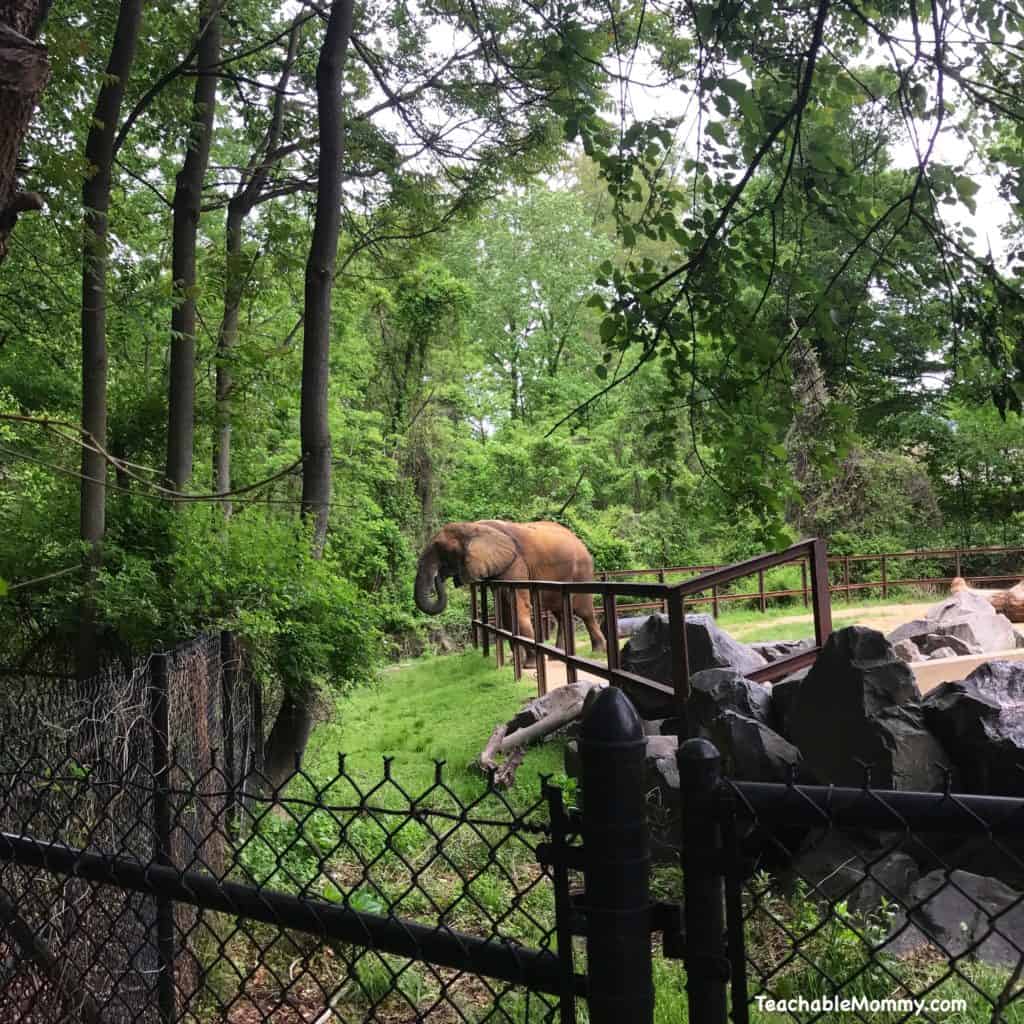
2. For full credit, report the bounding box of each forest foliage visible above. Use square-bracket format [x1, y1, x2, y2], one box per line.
[1, 0, 1023, 709]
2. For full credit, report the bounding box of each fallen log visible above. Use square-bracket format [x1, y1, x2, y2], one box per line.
[478, 681, 605, 786]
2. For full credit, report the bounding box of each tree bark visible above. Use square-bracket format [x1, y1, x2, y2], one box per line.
[77, 0, 144, 677]
[215, 21, 299, 514]
[166, 1, 220, 490]
[263, 0, 355, 791]
[0, 3, 49, 263]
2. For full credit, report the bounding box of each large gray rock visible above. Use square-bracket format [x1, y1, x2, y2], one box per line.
[688, 668, 773, 731]
[886, 870, 1024, 965]
[916, 633, 977, 658]
[888, 592, 1016, 656]
[892, 638, 922, 663]
[790, 833, 919, 918]
[703, 710, 802, 783]
[767, 673, 805, 741]
[789, 627, 953, 789]
[750, 638, 814, 663]
[921, 661, 1024, 796]
[619, 614, 766, 717]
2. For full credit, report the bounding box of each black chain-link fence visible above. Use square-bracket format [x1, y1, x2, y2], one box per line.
[0, 632, 262, 1023]
[679, 739, 1024, 1024]
[0, 748, 578, 1023]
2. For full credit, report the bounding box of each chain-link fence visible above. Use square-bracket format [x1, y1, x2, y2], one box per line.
[0, 632, 261, 1023]
[680, 739, 1024, 1024]
[0, 747, 578, 1022]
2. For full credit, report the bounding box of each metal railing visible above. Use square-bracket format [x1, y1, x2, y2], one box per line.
[596, 542, 1024, 616]
[470, 538, 833, 712]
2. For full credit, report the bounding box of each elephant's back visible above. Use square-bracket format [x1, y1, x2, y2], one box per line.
[494, 520, 596, 582]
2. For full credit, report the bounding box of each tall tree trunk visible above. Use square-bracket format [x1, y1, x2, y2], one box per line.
[166, 0, 219, 490]
[0, 2, 49, 264]
[77, 0, 144, 678]
[214, 21, 299, 514]
[263, 0, 355, 792]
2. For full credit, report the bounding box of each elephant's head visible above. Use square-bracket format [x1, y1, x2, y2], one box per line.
[414, 522, 519, 615]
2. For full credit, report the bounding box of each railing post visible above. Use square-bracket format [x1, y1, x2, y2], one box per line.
[470, 584, 479, 649]
[579, 688, 653, 1024]
[531, 585, 547, 696]
[666, 590, 690, 736]
[605, 589, 620, 679]
[810, 539, 833, 648]
[679, 738, 727, 1024]
[758, 569, 766, 613]
[658, 569, 667, 614]
[955, 548, 962, 578]
[480, 585, 490, 659]
[495, 586, 506, 670]
[712, 583, 719, 619]
[881, 555, 888, 600]
[149, 653, 176, 1024]
[510, 587, 523, 681]
[844, 554, 852, 601]
[220, 630, 238, 832]
[560, 589, 578, 685]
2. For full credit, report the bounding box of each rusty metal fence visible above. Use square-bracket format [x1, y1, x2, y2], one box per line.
[469, 539, 834, 709]
[599, 543, 1024, 616]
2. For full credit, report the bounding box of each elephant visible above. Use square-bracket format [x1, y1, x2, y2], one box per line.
[414, 520, 606, 664]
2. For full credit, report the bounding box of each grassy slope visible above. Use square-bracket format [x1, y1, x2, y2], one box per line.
[297, 642, 1023, 1023]
[304, 651, 564, 802]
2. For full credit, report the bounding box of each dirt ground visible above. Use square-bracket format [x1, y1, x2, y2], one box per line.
[725, 601, 936, 642]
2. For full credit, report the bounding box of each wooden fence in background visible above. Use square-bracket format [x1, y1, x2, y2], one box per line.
[596, 543, 1024, 619]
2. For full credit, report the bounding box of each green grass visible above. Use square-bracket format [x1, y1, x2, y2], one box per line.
[217, 649, 1024, 1022]
[303, 650, 565, 799]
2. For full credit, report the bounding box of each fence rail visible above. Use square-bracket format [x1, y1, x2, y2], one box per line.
[596, 542, 1024, 616]
[470, 538, 833, 711]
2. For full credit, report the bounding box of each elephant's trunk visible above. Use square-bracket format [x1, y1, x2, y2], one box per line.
[414, 548, 447, 615]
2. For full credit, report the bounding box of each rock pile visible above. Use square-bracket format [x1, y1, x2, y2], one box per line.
[564, 596, 1024, 965]
[886, 590, 1023, 662]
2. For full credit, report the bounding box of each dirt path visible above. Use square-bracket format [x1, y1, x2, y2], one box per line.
[726, 601, 935, 641]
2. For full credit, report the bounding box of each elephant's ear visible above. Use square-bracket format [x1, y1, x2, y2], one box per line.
[463, 525, 519, 581]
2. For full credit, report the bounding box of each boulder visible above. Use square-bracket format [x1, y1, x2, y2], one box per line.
[926, 646, 961, 661]
[916, 633, 978, 658]
[750, 638, 814, 663]
[891, 638, 922, 663]
[688, 668, 773, 731]
[789, 627, 954, 789]
[703, 710, 802, 783]
[888, 592, 1017, 655]
[643, 734, 681, 859]
[767, 673, 804, 741]
[790, 833, 919, 918]
[619, 613, 767, 717]
[886, 870, 1024, 965]
[921, 661, 1024, 796]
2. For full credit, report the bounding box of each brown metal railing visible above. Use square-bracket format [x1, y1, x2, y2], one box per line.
[589, 543, 1024, 618]
[469, 539, 833, 719]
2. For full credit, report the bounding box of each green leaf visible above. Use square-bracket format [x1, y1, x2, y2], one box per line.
[0, 577, 6, 598]
[707, 121, 727, 145]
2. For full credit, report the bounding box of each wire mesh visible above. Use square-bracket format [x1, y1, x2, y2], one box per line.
[0, 634, 259, 1023]
[0, 750, 565, 1023]
[718, 777, 1024, 1024]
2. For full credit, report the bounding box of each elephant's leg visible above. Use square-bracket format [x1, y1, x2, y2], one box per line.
[575, 593, 606, 653]
[514, 589, 539, 668]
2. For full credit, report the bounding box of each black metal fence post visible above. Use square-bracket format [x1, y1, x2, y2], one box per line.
[579, 687, 653, 1024]
[149, 653, 176, 1023]
[679, 738, 727, 1024]
[220, 630, 238, 832]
